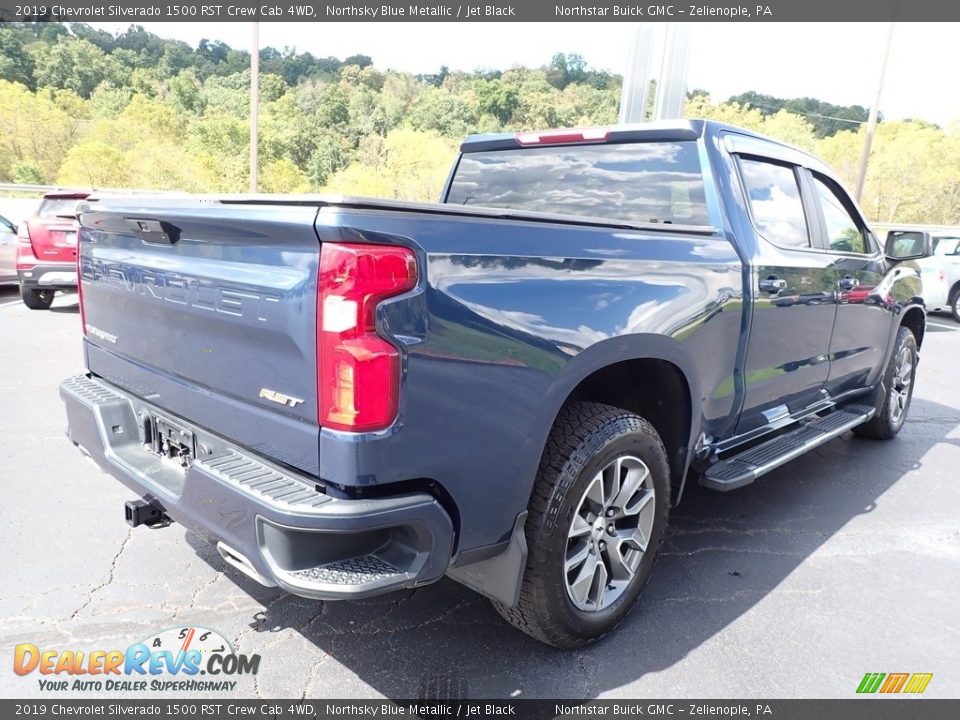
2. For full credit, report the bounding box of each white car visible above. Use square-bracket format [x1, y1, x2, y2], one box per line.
[917, 235, 960, 322]
[0, 214, 18, 285]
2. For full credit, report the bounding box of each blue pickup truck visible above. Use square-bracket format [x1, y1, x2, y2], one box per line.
[61, 121, 929, 647]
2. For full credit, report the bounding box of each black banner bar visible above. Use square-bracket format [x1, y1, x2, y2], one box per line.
[1, 0, 959, 22]
[2, 700, 960, 720]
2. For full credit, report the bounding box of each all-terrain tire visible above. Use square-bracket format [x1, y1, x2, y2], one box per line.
[493, 402, 670, 648]
[853, 326, 918, 439]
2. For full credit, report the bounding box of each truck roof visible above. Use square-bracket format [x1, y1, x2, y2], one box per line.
[460, 118, 820, 164]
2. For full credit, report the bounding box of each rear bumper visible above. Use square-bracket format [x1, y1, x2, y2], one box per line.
[60, 374, 455, 600]
[19, 263, 76, 290]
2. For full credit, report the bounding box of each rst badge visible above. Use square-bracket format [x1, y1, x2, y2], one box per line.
[258, 388, 304, 408]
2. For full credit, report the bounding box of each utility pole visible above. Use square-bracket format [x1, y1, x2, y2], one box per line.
[249, 21, 259, 193]
[855, 21, 895, 202]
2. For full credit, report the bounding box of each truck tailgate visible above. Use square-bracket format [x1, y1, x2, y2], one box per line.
[78, 200, 322, 475]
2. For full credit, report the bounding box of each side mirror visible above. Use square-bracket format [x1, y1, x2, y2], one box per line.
[885, 230, 932, 261]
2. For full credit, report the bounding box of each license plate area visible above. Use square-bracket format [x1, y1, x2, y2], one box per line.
[148, 414, 194, 471]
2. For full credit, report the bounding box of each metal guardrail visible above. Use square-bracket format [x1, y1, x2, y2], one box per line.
[0, 183, 169, 195]
[874, 222, 960, 236]
[0, 183, 66, 194]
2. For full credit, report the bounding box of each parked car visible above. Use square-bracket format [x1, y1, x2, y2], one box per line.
[0, 213, 18, 285]
[60, 121, 929, 648]
[918, 233, 960, 321]
[16, 190, 89, 309]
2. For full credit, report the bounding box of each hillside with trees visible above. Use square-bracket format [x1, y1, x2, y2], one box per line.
[1, 22, 958, 223]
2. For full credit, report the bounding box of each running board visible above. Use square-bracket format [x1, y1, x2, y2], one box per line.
[700, 405, 875, 491]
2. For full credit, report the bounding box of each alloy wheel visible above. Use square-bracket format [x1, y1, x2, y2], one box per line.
[563, 454, 656, 612]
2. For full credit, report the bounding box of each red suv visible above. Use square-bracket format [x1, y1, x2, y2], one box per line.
[17, 190, 89, 310]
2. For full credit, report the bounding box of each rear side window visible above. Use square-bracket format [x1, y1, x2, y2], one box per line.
[811, 175, 867, 254]
[446, 141, 710, 225]
[38, 198, 80, 219]
[738, 158, 810, 249]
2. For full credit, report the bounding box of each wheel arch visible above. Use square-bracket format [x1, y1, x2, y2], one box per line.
[532, 335, 702, 508]
[900, 304, 926, 349]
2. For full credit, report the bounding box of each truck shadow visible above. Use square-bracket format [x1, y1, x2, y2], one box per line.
[190, 397, 959, 699]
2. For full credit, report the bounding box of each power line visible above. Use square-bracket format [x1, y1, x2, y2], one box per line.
[742, 101, 867, 126]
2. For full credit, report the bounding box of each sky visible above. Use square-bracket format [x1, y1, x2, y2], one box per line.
[90, 22, 960, 126]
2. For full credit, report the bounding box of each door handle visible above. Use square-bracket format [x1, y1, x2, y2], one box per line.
[759, 277, 787, 294]
[837, 275, 860, 290]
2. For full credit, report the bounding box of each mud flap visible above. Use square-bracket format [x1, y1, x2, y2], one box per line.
[446, 511, 527, 607]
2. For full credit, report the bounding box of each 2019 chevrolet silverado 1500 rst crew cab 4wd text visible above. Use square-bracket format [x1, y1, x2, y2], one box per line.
[61, 121, 930, 647]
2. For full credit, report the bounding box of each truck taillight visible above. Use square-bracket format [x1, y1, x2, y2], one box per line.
[15, 222, 36, 271]
[317, 243, 416, 432]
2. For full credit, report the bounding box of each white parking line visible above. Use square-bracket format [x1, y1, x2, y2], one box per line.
[928, 321, 958, 330]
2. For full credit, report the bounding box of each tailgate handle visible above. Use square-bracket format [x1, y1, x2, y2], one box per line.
[125, 217, 181, 245]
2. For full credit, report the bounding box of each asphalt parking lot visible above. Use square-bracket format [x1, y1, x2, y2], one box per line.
[2, 284, 959, 700]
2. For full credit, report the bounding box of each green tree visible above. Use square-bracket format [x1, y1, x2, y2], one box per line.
[474, 78, 519, 124]
[10, 160, 44, 184]
[0, 80, 79, 182]
[57, 141, 131, 187]
[317, 83, 350, 130]
[31, 36, 118, 98]
[260, 158, 310, 193]
[169, 69, 205, 115]
[0, 27, 35, 88]
[322, 129, 458, 201]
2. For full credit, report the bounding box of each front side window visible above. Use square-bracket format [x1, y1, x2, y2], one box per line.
[738, 158, 810, 249]
[446, 141, 710, 226]
[812, 176, 867, 254]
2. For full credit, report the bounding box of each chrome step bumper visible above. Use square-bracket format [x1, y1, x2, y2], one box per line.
[60, 374, 455, 599]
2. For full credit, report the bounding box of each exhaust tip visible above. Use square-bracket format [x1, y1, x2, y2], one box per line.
[217, 541, 276, 588]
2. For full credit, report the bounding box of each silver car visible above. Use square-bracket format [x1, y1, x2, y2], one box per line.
[0, 214, 18, 285]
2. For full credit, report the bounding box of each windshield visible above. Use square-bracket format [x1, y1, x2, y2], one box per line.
[446, 141, 710, 226]
[933, 236, 960, 256]
[37, 198, 81, 220]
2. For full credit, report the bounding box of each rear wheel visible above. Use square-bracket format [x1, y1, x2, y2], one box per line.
[21, 287, 54, 310]
[853, 326, 917, 439]
[493, 402, 670, 648]
[950, 288, 960, 323]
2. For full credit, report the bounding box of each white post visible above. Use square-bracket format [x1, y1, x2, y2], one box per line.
[619, 24, 657, 124]
[651, 23, 692, 121]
